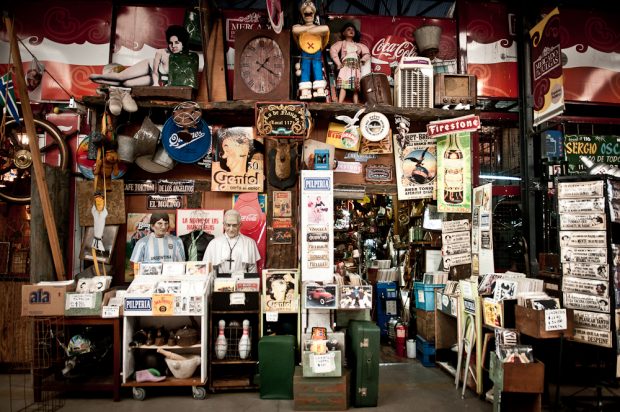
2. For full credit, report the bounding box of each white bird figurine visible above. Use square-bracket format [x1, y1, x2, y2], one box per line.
[335, 108, 365, 128]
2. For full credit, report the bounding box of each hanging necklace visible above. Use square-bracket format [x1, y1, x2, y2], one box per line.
[225, 235, 240, 270]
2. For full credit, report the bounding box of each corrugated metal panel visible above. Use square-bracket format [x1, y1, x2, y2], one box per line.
[325, 0, 455, 17]
[214, 1, 455, 18]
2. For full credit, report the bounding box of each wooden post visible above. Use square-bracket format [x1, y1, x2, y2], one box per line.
[5, 17, 66, 280]
[196, 0, 211, 103]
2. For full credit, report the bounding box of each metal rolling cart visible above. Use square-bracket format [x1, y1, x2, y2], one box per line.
[122, 275, 210, 400]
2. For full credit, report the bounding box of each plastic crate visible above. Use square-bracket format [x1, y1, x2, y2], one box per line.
[416, 335, 436, 367]
[414, 282, 444, 311]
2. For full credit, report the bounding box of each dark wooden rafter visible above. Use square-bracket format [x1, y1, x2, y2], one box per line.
[413, 0, 450, 16]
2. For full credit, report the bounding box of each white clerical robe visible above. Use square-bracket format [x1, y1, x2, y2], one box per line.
[202, 233, 260, 274]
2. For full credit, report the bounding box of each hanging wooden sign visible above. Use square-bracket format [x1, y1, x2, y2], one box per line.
[147, 195, 183, 210]
[124, 180, 157, 194]
[255, 102, 307, 137]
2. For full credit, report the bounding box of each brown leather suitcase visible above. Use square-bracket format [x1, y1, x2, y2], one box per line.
[361, 73, 392, 105]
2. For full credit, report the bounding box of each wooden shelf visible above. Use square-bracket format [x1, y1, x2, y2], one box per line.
[209, 297, 260, 393]
[130, 343, 201, 350]
[210, 377, 257, 390]
[80, 96, 475, 123]
[211, 359, 257, 365]
[122, 376, 204, 387]
[211, 309, 258, 314]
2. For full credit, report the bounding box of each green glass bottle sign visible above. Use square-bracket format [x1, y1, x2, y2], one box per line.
[443, 134, 464, 204]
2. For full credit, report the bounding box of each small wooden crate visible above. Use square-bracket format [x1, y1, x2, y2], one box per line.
[490, 352, 544, 412]
[415, 308, 435, 342]
[294, 367, 349, 410]
[515, 306, 574, 339]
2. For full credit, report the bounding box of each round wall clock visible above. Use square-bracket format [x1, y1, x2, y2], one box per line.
[234, 29, 290, 101]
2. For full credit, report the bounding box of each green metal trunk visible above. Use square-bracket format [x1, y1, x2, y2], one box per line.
[258, 334, 295, 399]
[347, 320, 380, 407]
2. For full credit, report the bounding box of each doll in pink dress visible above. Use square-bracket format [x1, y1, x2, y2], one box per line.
[329, 23, 370, 103]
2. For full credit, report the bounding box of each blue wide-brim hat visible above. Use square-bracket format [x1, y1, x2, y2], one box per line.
[161, 117, 212, 164]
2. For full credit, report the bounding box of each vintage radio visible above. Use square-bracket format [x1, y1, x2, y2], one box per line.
[434, 73, 477, 106]
[393, 57, 434, 108]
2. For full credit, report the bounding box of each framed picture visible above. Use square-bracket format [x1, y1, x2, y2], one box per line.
[303, 284, 338, 309]
[424, 249, 443, 273]
[339, 285, 372, 309]
[263, 269, 299, 312]
[80, 225, 120, 264]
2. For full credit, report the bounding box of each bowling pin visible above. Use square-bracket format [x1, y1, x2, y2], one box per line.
[238, 319, 251, 359]
[215, 319, 227, 360]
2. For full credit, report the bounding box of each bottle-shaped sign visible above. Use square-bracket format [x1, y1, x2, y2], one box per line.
[443, 134, 464, 204]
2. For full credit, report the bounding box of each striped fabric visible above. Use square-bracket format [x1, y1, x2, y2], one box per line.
[130, 233, 185, 264]
[0, 73, 20, 124]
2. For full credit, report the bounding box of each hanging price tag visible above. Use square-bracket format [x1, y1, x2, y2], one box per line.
[102, 306, 120, 318]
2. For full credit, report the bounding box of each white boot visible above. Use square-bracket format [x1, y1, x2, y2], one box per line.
[313, 80, 328, 99]
[120, 87, 138, 112]
[299, 81, 313, 100]
[108, 86, 123, 116]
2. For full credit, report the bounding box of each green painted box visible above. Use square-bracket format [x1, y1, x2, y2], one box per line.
[259, 335, 295, 399]
[302, 351, 342, 377]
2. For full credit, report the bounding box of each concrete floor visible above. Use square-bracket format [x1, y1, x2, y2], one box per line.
[2, 359, 493, 412]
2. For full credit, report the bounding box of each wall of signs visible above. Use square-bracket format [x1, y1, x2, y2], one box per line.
[558, 179, 614, 348]
[300, 170, 334, 283]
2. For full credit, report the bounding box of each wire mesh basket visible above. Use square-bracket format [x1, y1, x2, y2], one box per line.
[212, 325, 252, 360]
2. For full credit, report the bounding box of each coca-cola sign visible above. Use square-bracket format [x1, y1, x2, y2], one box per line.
[371, 36, 416, 74]
[327, 14, 456, 78]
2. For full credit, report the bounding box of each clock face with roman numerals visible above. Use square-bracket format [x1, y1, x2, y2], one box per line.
[239, 36, 284, 94]
[234, 29, 290, 100]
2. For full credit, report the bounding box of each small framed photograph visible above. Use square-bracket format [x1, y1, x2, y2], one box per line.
[303, 284, 338, 309]
[80, 225, 120, 264]
[339, 285, 373, 309]
[185, 261, 209, 276]
[162, 262, 186, 276]
[139, 263, 163, 276]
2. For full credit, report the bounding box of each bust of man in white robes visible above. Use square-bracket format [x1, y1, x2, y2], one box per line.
[202, 209, 260, 276]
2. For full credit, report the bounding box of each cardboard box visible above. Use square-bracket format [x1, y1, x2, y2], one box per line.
[515, 306, 574, 339]
[416, 308, 435, 342]
[65, 289, 118, 316]
[22, 282, 76, 316]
